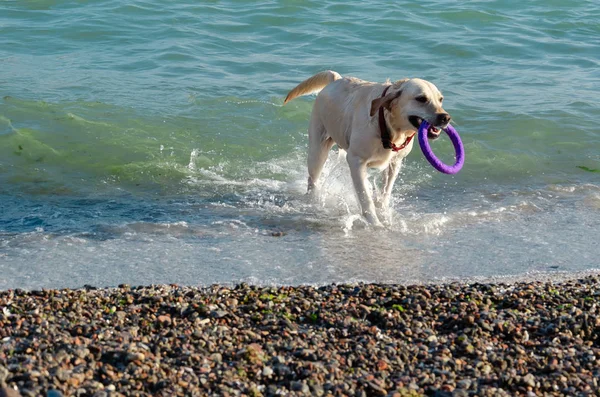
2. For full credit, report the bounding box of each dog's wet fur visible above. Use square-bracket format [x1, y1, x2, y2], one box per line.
[284, 71, 451, 227]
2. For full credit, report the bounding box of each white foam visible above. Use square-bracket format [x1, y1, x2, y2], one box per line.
[2, 147, 600, 290]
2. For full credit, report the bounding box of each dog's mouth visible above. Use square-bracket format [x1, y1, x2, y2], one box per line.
[409, 116, 442, 140]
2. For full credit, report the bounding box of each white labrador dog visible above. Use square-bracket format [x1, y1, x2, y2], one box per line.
[284, 70, 451, 226]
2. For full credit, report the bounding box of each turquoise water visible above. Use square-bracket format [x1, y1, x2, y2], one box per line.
[1, 1, 599, 289]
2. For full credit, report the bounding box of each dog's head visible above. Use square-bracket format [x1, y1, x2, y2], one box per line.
[369, 78, 450, 139]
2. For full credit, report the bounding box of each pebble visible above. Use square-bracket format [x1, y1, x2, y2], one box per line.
[0, 276, 599, 395]
[290, 381, 309, 393]
[0, 388, 21, 397]
[261, 366, 273, 377]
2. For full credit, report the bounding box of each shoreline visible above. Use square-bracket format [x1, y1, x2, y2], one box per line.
[1, 275, 600, 396]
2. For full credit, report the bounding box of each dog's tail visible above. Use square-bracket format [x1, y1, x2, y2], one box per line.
[284, 70, 342, 105]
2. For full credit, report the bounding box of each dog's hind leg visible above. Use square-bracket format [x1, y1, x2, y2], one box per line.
[306, 113, 334, 194]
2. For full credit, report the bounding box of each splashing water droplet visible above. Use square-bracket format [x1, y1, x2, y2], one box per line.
[188, 149, 200, 171]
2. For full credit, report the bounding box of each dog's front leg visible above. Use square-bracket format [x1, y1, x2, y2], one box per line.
[378, 157, 402, 210]
[347, 153, 383, 227]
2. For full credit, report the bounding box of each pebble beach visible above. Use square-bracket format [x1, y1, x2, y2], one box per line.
[1, 276, 600, 397]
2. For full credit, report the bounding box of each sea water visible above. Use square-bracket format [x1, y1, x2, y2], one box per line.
[1, 0, 599, 289]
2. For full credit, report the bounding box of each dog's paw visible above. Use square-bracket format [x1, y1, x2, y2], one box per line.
[305, 188, 320, 203]
[381, 217, 393, 228]
[363, 213, 384, 228]
[375, 207, 393, 226]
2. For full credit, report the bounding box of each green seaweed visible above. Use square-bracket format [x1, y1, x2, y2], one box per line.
[259, 293, 275, 301]
[577, 166, 600, 173]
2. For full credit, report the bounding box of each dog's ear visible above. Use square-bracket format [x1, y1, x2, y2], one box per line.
[369, 90, 402, 117]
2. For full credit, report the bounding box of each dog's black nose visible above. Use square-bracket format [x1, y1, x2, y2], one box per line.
[437, 113, 451, 125]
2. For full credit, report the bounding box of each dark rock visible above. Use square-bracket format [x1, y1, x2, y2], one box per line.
[0, 388, 21, 397]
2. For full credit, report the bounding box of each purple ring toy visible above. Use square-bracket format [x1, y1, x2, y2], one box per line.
[418, 120, 464, 174]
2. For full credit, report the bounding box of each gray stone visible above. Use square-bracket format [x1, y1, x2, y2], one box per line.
[290, 381, 309, 393]
[0, 367, 8, 386]
[261, 366, 273, 377]
[211, 310, 228, 319]
[0, 388, 21, 397]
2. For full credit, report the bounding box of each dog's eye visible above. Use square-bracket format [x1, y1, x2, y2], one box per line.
[439, 97, 444, 103]
[415, 96, 428, 103]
